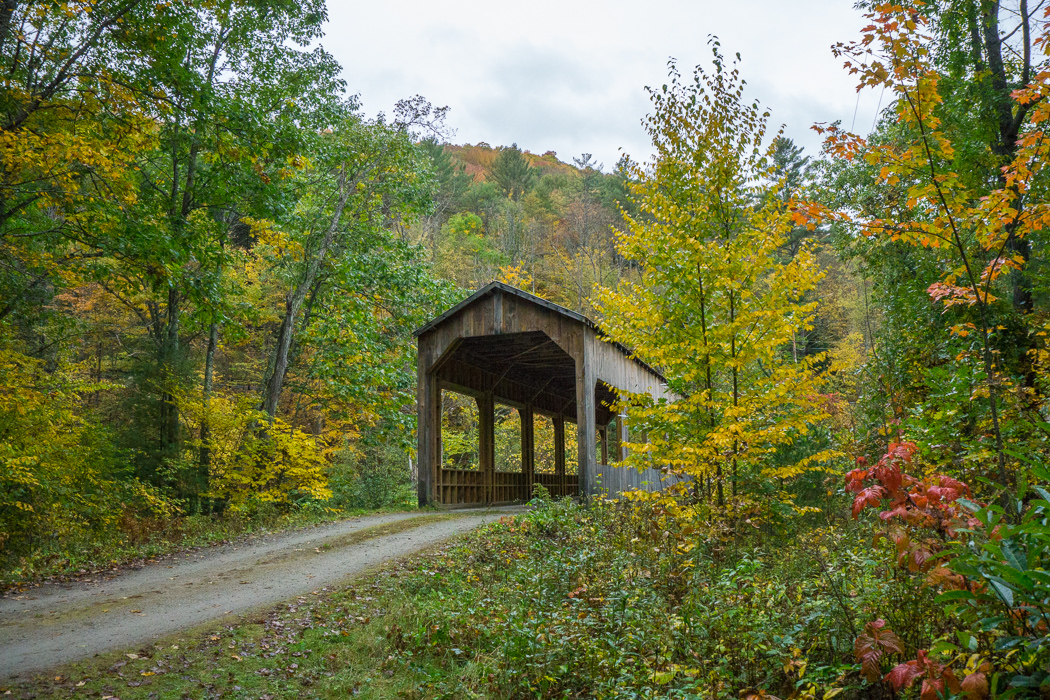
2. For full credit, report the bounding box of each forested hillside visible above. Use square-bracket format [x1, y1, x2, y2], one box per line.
[3, 0, 1050, 696]
[414, 140, 638, 314]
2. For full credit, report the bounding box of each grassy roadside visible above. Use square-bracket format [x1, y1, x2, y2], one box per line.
[5, 515, 484, 700]
[8, 495, 929, 699]
[1, 504, 427, 592]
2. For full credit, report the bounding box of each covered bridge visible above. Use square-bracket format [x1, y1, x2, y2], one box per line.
[415, 281, 675, 507]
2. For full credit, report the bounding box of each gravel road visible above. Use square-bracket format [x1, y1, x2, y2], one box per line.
[0, 509, 515, 680]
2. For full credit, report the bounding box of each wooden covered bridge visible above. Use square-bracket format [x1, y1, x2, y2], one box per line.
[415, 282, 675, 507]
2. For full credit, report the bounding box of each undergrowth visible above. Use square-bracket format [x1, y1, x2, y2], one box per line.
[12, 494, 948, 699]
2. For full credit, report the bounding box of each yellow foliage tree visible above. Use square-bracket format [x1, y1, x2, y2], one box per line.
[0, 342, 171, 554]
[595, 47, 835, 508]
[175, 391, 330, 512]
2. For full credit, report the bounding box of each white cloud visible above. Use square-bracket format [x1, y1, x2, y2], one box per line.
[323, 0, 885, 166]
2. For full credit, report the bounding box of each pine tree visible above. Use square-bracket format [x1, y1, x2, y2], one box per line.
[489, 143, 535, 200]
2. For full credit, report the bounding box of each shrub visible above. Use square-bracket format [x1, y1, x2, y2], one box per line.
[329, 442, 413, 510]
[0, 345, 172, 559]
[176, 390, 330, 512]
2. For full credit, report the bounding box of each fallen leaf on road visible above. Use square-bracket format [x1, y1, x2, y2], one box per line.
[129, 610, 141, 613]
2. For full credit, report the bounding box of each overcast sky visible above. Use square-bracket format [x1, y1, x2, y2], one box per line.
[324, 0, 886, 170]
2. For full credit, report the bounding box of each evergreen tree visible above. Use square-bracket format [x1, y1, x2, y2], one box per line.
[490, 143, 535, 200]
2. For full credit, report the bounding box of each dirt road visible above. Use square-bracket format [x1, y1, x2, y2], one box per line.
[0, 509, 513, 680]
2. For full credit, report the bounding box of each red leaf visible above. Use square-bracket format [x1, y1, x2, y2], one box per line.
[937, 475, 970, 497]
[961, 672, 989, 700]
[854, 619, 903, 682]
[925, 567, 965, 590]
[853, 485, 887, 518]
[879, 505, 909, 521]
[874, 464, 903, 494]
[921, 678, 945, 700]
[845, 468, 869, 493]
[943, 669, 962, 695]
[885, 661, 923, 690]
[885, 441, 918, 463]
[927, 485, 956, 504]
[907, 546, 932, 573]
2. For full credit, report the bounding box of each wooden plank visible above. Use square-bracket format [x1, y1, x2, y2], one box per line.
[493, 288, 504, 334]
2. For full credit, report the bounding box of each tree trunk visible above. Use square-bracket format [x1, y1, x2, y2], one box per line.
[198, 321, 219, 513]
[261, 168, 351, 419]
[980, 2, 1034, 313]
[159, 287, 181, 459]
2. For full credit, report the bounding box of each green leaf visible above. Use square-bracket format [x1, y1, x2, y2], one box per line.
[936, 590, 976, 603]
[955, 631, 978, 652]
[990, 565, 1034, 591]
[987, 578, 1015, 607]
[651, 670, 676, 685]
[1000, 539, 1027, 571]
[930, 640, 958, 655]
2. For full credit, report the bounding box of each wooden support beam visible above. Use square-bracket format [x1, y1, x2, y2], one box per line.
[522, 404, 534, 500]
[617, 413, 628, 463]
[417, 362, 441, 507]
[576, 361, 597, 500]
[599, 426, 608, 466]
[527, 377, 554, 404]
[554, 414, 565, 498]
[502, 338, 554, 364]
[479, 391, 495, 504]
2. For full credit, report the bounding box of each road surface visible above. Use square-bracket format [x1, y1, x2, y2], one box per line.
[0, 509, 513, 680]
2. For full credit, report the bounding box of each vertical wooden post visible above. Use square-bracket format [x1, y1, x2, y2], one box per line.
[599, 426, 608, 466]
[618, 413, 629, 463]
[554, 414, 565, 497]
[522, 404, 534, 501]
[417, 350, 440, 507]
[576, 364, 597, 500]
[479, 391, 495, 504]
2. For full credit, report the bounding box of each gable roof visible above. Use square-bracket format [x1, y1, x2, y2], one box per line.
[413, 281, 666, 382]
